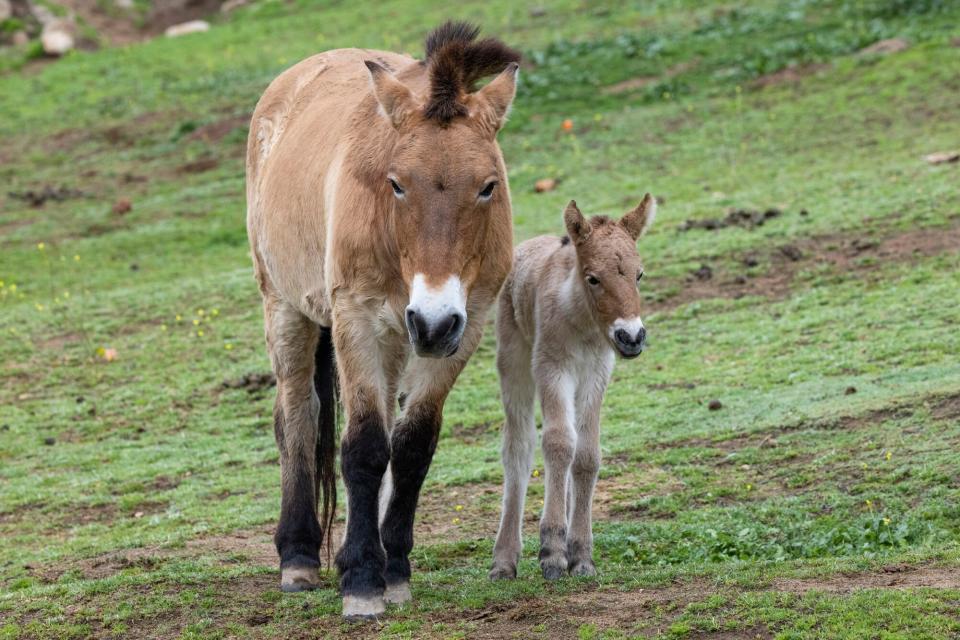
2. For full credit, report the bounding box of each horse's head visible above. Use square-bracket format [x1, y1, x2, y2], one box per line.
[563, 195, 657, 359]
[364, 23, 519, 358]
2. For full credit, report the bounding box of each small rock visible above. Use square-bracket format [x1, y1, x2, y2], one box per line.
[112, 198, 132, 215]
[12, 30, 29, 46]
[529, 6, 547, 17]
[743, 255, 759, 268]
[220, 0, 247, 12]
[43, 437, 56, 446]
[733, 275, 747, 285]
[165, 20, 210, 38]
[779, 245, 803, 261]
[534, 178, 557, 193]
[924, 151, 959, 165]
[134, 511, 145, 518]
[859, 38, 909, 56]
[692, 264, 713, 281]
[114, 0, 133, 7]
[845, 386, 857, 396]
[41, 19, 76, 56]
[708, 399, 723, 411]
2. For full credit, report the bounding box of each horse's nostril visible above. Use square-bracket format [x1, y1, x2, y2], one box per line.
[636, 327, 647, 345]
[445, 313, 464, 339]
[615, 328, 632, 345]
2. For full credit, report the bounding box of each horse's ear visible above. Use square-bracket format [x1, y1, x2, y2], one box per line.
[620, 193, 656, 241]
[474, 62, 519, 135]
[365, 60, 416, 130]
[564, 200, 591, 245]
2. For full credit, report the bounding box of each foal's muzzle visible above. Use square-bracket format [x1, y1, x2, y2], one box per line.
[405, 308, 465, 358]
[614, 326, 646, 359]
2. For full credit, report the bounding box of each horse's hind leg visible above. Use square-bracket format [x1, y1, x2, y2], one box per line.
[264, 294, 323, 591]
[490, 302, 535, 580]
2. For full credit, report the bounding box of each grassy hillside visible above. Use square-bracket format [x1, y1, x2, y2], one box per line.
[1, 0, 960, 638]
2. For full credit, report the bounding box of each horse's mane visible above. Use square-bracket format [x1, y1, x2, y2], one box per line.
[422, 21, 521, 124]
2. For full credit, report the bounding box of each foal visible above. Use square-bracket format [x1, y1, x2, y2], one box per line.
[490, 194, 656, 580]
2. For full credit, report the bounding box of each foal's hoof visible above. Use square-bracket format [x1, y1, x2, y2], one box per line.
[280, 566, 320, 592]
[342, 594, 386, 621]
[541, 563, 567, 581]
[569, 560, 597, 577]
[488, 563, 517, 581]
[384, 581, 412, 605]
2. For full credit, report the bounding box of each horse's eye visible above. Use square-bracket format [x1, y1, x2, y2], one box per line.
[637, 271, 644, 282]
[389, 179, 405, 197]
[586, 274, 600, 286]
[479, 181, 497, 199]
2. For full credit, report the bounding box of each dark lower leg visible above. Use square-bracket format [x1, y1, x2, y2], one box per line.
[273, 402, 322, 588]
[381, 403, 441, 586]
[335, 411, 390, 597]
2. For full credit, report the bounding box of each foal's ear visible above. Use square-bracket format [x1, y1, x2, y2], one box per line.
[365, 60, 416, 130]
[563, 200, 592, 244]
[474, 63, 519, 136]
[620, 193, 657, 241]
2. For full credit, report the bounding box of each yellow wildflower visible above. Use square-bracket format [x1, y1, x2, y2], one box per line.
[197, 330, 204, 337]
[74, 255, 81, 261]
[452, 517, 461, 525]
[197, 309, 205, 316]
[212, 308, 220, 316]
[532, 469, 540, 478]
[160, 325, 167, 332]
[883, 517, 891, 526]
[192, 319, 200, 326]
[885, 451, 892, 461]
[175, 314, 182, 322]
[37, 242, 45, 250]
[224, 343, 233, 350]
[454, 504, 463, 512]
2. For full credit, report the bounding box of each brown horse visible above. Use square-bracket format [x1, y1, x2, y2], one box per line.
[245, 22, 519, 619]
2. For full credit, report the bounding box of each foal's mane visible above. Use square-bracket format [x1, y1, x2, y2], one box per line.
[422, 21, 521, 124]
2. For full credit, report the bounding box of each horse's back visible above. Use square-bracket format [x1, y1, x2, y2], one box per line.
[501, 236, 572, 342]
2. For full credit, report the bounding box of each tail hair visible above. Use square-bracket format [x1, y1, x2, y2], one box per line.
[313, 325, 338, 566]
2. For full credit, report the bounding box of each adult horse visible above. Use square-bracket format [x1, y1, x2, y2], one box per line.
[245, 22, 520, 618]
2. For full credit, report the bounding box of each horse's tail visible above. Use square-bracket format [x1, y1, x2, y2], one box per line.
[313, 325, 338, 567]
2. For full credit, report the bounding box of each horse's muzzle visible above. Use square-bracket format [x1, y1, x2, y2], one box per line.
[405, 307, 465, 358]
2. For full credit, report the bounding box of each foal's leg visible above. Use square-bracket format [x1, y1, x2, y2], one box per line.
[332, 301, 398, 619]
[380, 317, 485, 603]
[490, 301, 536, 580]
[264, 295, 323, 591]
[537, 364, 577, 580]
[567, 362, 611, 577]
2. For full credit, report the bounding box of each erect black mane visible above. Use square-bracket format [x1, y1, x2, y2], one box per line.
[422, 21, 521, 124]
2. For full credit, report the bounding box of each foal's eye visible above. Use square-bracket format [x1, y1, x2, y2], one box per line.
[586, 274, 600, 286]
[637, 271, 644, 282]
[389, 179, 405, 197]
[478, 181, 497, 200]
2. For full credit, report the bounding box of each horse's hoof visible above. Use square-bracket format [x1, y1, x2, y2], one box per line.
[541, 563, 566, 581]
[280, 566, 320, 592]
[488, 564, 517, 581]
[569, 561, 597, 577]
[343, 594, 385, 621]
[384, 581, 412, 605]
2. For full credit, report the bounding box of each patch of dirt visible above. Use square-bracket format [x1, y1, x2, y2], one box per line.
[773, 564, 960, 593]
[187, 113, 250, 143]
[678, 207, 783, 232]
[36, 331, 85, 350]
[603, 60, 699, 95]
[661, 391, 960, 456]
[651, 222, 960, 312]
[7, 185, 85, 207]
[752, 63, 828, 88]
[177, 157, 220, 174]
[858, 38, 910, 56]
[448, 419, 499, 444]
[54, 0, 225, 46]
[220, 371, 276, 393]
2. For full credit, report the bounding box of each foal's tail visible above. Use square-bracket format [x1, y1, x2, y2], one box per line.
[313, 325, 338, 566]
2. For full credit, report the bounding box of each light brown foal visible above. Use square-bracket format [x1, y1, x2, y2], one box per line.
[490, 194, 656, 580]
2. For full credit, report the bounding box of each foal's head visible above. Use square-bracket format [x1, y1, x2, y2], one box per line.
[365, 22, 520, 358]
[563, 194, 657, 358]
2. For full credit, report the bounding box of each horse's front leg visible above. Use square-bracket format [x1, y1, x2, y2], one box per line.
[332, 301, 404, 620]
[380, 317, 484, 604]
[536, 364, 577, 580]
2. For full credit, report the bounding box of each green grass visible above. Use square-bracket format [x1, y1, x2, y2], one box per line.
[2, 0, 960, 637]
